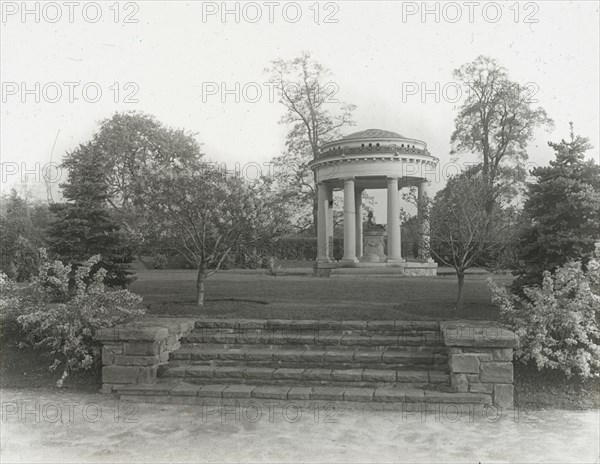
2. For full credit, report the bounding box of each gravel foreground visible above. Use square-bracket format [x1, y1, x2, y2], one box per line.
[1, 388, 598, 463]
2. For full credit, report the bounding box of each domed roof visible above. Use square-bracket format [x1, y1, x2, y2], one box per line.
[342, 129, 406, 140]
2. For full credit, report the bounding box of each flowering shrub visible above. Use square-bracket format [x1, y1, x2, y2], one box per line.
[488, 244, 600, 379]
[0, 250, 144, 386]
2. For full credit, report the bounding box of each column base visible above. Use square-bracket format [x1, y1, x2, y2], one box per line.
[340, 258, 359, 267]
[386, 257, 405, 267]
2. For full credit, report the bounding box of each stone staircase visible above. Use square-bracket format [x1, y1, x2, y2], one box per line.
[110, 319, 495, 409]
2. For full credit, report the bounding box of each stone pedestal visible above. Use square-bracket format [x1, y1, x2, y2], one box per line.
[361, 229, 386, 263]
[440, 321, 519, 409]
[97, 318, 194, 394]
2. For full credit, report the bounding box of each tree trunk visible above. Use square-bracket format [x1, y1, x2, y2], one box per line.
[196, 270, 205, 306]
[456, 271, 465, 310]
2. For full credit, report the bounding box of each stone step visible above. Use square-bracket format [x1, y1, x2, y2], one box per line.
[193, 319, 440, 334]
[166, 359, 449, 372]
[114, 380, 492, 407]
[183, 330, 442, 346]
[158, 365, 450, 386]
[168, 345, 448, 368]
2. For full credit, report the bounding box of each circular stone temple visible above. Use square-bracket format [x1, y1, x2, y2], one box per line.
[308, 128, 439, 276]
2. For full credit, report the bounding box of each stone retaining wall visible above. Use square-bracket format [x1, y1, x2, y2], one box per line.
[96, 319, 194, 394]
[440, 321, 519, 408]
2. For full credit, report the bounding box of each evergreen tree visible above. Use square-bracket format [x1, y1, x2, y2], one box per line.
[49, 143, 134, 288]
[513, 123, 600, 292]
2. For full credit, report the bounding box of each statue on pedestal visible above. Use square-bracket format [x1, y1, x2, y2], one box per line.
[361, 211, 386, 262]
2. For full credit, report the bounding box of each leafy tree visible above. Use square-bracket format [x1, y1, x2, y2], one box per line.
[137, 161, 286, 306]
[425, 170, 517, 309]
[266, 51, 356, 232]
[62, 112, 202, 209]
[451, 56, 553, 198]
[49, 144, 134, 287]
[0, 190, 50, 281]
[513, 124, 600, 291]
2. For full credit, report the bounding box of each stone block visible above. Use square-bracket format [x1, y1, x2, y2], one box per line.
[353, 351, 383, 363]
[480, 362, 513, 383]
[243, 367, 275, 380]
[451, 373, 469, 392]
[288, 387, 312, 400]
[382, 351, 411, 363]
[273, 350, 303, 362]
[494, 384, 514, 408]
[428, 371, 450, 384]
[252, 386, 291, 400]
[101, 383, 124, 394]
[102, 344, 123, 365]
[222, 385, 255, 398]
[97, 325, 169, 341]
[102, 365, 157, 385]
[117, 382, 176, 395]
[423, 390, 491, 404]
[170, 383, 202, 396]
[373, 388, 405, 403]
[493, 348, 513, 361]
[363, 369, 396, 382]
[344, 388, 375, 402]
[186, 366, 215, 378]
[469, 383, 494, 394]
[324, 351, 354, 363]
[440, 321, 518, 348]
[396, 371, 429, 383]
[367, 321, 396, 331]
[467, 374, 480, 383]
[301, 350, 326, 362]
[475, 352, 494, 362]
[404, 387, 425, 403]
[310, 386, 346, 401]
[113, 355, 160, 366]
[123, 340, 163, 356]
[304, 369, 332, 381]
[450, 354, 480, 373]
[340, 321, 368, 330]
[331, 369, 363, 382]
[273, 368, 305, 380]
[214, 366, 245, 378]
[163, 366, 187, 378]
[198, 384, 227, 398]
[367, 335, 399, 346]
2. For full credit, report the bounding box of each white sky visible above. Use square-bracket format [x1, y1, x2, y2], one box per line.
[1, 0, 599, 211]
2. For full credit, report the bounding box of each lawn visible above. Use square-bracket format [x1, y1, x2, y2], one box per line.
[134, 269, 510, 320]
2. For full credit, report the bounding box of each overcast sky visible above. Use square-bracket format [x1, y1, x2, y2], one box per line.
[1, 0, 599, 207]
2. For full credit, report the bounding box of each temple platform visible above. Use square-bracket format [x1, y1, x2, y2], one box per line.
[314, 260, 438, 277]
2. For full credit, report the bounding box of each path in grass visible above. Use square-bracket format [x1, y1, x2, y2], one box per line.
[131, 270, 512, 321]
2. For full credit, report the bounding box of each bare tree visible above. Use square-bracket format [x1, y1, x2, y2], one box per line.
[138, 162, 281, 306]
[266, 51, 356, 232]
[451, 56, 553, 199]
[419, 171, 517, 309]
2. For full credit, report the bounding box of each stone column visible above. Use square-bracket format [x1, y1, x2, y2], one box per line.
[386, 177, 402, 263]
[342, 178, 358, 264]
[317, 183, 329, 262]
[326, 187, 334, 260]
[418, 180, 431, 260]
[355, 188, 364, 259]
